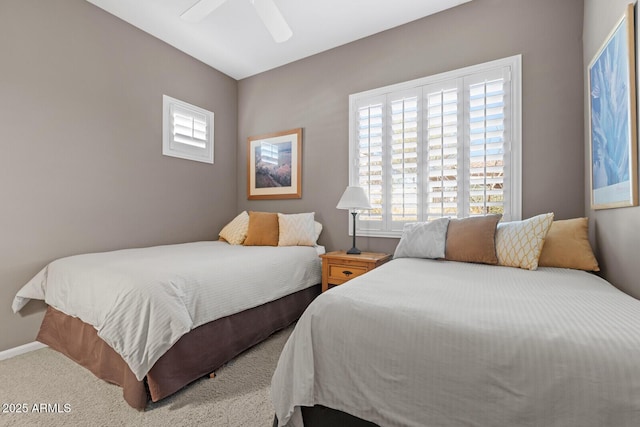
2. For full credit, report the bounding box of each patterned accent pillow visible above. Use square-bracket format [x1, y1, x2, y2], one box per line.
[496, 213, 554, 270]
[278, 213, 316, 246]
[218, 211, 249, 245]
[393, 218, 450, 259]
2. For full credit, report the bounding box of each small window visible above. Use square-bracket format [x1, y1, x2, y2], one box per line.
[162, 95, 214, 164]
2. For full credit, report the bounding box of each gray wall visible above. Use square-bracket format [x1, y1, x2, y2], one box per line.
[238, 0, 585, 256]
[583, 0, 640, 299]
[0, 0, 238, 351]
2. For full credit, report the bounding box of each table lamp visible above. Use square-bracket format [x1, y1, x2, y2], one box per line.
[336, 186, 372, 254]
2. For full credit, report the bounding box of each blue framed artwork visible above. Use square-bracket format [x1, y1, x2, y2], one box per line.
[588, 3, 638, 209]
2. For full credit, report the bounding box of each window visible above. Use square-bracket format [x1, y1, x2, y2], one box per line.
[162, 95, 214, 164]
[349, 55, 521, 237]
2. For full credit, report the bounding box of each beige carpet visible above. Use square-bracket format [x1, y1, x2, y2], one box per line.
[0, 326, 293, 427]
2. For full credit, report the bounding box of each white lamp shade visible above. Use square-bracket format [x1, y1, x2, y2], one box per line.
[336, 186, 372, 210]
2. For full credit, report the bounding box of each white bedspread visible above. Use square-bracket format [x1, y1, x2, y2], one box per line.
[13, 241, 322, 380]
[271, 258, 640, 427]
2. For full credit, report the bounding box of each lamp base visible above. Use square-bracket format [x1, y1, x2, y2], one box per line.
[347, 211, 362, 255]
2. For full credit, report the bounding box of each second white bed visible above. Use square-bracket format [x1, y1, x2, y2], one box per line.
[272, 258, 640, 427]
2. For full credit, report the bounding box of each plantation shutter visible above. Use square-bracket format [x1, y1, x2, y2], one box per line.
[424, 82, 462, 221]
[355, 97, 385, 232]
[348, 56, 520, 236]
[171, 104, 209, 149]
[464, 67, 511, 218]
[389, 92, 420, 229]
[162, 95, 214, 164]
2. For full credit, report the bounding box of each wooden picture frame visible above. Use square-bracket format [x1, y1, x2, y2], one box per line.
[247, 128, 302, 200]
[588, 3, 638, 209]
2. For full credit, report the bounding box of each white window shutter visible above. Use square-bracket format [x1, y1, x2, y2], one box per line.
[163, 95, 214, 164]
[354, 97, 385, 232]
[464, 66, 513, 219]
[171, 104, 208, 149]
[424, 82, 462, 221]
[389, 91, 420, 229]
[348, 55, 521, 237]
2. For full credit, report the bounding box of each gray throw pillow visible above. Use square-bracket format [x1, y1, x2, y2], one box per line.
[393, 218, 450, 259]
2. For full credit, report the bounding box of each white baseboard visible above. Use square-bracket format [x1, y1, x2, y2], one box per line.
[0, 341, 48, 361]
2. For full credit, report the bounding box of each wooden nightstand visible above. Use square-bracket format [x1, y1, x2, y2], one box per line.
[319, 251, 392, 292]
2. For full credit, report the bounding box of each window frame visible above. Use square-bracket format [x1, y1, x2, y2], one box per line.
[348, 55, 522, 238]
[162, 95, 214, 164]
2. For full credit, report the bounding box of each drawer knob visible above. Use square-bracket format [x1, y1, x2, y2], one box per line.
[342, 270, 353, 276]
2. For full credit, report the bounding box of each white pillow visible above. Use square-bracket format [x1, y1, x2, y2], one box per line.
[278, 213, 316, 246]
[219, 211, 250, 245]
[393, 218, 450, 259]
[314, 221, 323, 243]
[495, 212, 554, 270]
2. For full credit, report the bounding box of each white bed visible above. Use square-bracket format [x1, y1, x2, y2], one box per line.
[13, 241, 323, 381]
[271, 258, 640, 427]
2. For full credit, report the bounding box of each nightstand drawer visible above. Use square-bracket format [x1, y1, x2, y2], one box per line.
[320, 251, 392, 292]
[328, 264, 368, 282]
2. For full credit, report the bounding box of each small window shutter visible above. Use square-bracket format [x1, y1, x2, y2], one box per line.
[171, 104, 208, 149]
[162, 95, 214, 164]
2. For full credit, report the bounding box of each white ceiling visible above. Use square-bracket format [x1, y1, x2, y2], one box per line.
[86, 0, 471, 80]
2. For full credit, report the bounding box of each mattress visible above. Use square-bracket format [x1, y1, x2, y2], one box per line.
[271, 258, 640, 427]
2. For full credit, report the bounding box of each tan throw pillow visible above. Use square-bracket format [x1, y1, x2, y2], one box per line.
[538, 218, 599, 271]
[243, 211, 279, 246]
[496, 213, 554, 270]
[278, 213, 316, 246]
[218, 211, 249, 245]
[445, 215, 501, 265]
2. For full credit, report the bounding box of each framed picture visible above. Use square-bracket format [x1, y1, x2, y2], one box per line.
[588, 3, 638, 209]
[247, 128, 302, 200]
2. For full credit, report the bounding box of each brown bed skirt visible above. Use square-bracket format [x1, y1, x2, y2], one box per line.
[37, 285, 320, 410]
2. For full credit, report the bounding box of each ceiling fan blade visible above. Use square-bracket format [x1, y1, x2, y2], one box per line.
[251, 0, 292, 43]
[181, 0, 228, 23]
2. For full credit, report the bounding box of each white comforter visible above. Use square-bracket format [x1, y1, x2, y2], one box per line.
[13, 241, 322, 381]
[271, 258, 640, 427]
